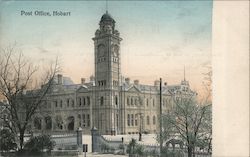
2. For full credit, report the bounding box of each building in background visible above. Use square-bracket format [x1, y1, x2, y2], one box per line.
[29, 12, 196, 135]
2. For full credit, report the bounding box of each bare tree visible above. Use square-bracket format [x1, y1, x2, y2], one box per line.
[0, 45, 60, 150]
[160, 94, 211, 157]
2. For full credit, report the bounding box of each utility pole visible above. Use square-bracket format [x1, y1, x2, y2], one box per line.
[159, 78, 163, 157]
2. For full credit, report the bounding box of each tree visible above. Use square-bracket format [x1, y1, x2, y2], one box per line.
[161, 96, 211, 157]
[127, 138, 136, 155]
[0, 128, 17, 152]
[0, 45, 59, 150]
[24, 134, 55, 154]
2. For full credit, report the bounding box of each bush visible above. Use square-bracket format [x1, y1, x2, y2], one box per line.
[24, 134, 55, 154]
[0, 128, 17, 152]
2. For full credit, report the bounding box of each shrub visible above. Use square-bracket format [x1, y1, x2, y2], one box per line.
[0, 128, 17, 152]
[24, 134, 55, 154]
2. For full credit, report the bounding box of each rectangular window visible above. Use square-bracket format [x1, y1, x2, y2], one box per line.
[100, 97, 104, 105]
[67, 99, 70, 107]
[135, 115, 138, 126]
[127, 114, 130, 126]
[83, 97, 86, 105]
[78, 97, 81, 106]
[82, 114, 86, 127]
[60, 100, 63, 108]
[87, 96, 90, 105]
[87, 114, 90, 127]
[131, 114, 134, 126]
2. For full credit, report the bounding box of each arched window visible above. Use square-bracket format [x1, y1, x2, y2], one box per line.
[55, 115, 63, 130]
[147, 116, 150, 125]
[67, 116, 75, 131]
[153, 116, 156, 125]
[34, 117, 42, 130]
[45, 116, 52, 130]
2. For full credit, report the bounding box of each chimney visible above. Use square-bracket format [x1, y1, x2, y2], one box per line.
[134, 80, 139, 85]
[58, 74, 63, 85]
[81, 78, 86, 84]
[90, 75, 95, 82]
[125, 78, 130, 84]
[154, 80, 160, 86]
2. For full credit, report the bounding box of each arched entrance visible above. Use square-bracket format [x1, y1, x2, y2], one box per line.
[45, 116, 52, 130]
[55, 115, 63, 130]
[34, 117, 42, 130]
[67, 116, 75, 131]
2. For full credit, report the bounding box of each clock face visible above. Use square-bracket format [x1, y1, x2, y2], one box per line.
[112, 45, 119, 57]
[98, 44, 105, 57]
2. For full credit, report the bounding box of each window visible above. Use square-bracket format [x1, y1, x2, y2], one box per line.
[71, 99, 74, 107]
[78, 114, 81, 127]
[82, 114, 86, 127]
[127, 114, 130, 126]
[115, 96, 118, 105]
[83, 97, 86, 106]
[100, 97, 104, 105]
[78, 97, 82, 106]
[147, 116, 150, 125]
[153, 99, 155, 107]
[87, 114, 90, 127]
[146, 98, 149, 106]
[135, 115, 138, 126]
[116, 114, 119, 129]
[131, 114, 134, 126]
[67, 99, 70, 107]
[127, 97, 130, 106]
[55, 101, 58, 108]
[135, 99, 137, 106]
[60, 100, 63, 108]
[87, 96, 90, 105]
[131, 98, 133, 105]
[153, 116, 156, 125]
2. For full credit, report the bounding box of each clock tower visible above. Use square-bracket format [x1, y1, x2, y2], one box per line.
[92, 12, 122, 135]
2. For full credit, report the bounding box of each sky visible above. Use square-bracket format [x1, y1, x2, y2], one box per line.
[0, 1, 212, 98]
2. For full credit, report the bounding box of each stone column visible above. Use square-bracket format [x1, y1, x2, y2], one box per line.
[76, 127, 83, 154]
[91, 127, 99, 152]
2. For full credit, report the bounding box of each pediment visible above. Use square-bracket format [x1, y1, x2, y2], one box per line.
[127, 85, 141, 93]
[77, 86, 89, 93]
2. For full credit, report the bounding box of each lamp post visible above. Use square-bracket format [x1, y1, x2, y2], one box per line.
[159, 78, 163, 157]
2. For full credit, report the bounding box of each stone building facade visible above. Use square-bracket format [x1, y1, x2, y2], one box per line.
[30, 12, 196, 135]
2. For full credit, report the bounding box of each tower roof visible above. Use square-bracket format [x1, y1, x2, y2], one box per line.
[100, 11, 115, 23]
